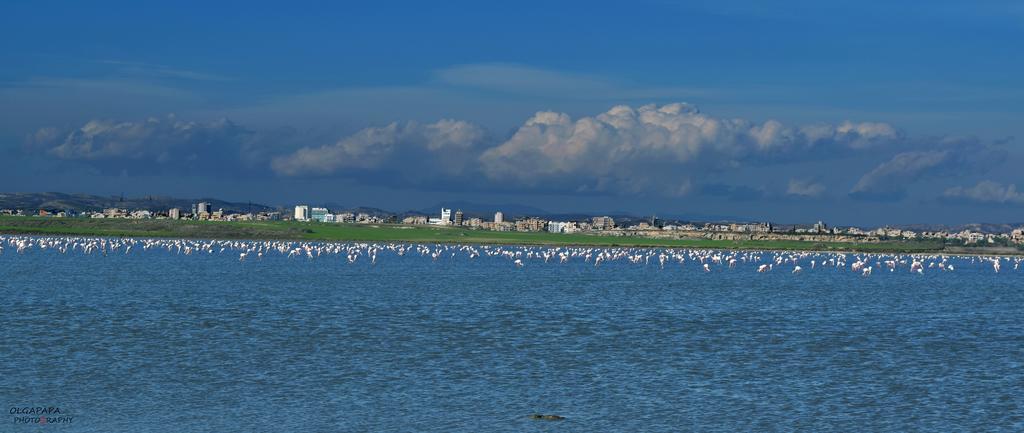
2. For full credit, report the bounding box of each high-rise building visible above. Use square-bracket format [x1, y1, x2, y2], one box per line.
[168, 208, 180, 220]
[454, 210, 464, 226]
[440, 208, 452, 225]
[197, 202, 211, 214]
[294, 205, 309, 221]
[592, 216, 615, 231]
[494, 211, 503, 224]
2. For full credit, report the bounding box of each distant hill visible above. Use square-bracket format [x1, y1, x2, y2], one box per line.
[330, 206, 396, 217]
[417, 202, 748, 223]
[891, 222, 1024, 234]
[0, 192, 277, 214]
[418, 201, 550, 219]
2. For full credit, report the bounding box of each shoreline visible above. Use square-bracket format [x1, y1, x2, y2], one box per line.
[2, 216, 1021, 256]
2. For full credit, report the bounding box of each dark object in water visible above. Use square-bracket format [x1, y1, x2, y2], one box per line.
[529, 414, 565, 421]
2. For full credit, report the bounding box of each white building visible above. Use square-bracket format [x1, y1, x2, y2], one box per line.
[168, 208, 180, 220]
[494, 211, 503, 224]
[294, 205, 309, 221]
[103, 208, 126, 218]
[440, 208, 452, 225]
[547, 221, 574, 233]
[311, 207, 329, 222]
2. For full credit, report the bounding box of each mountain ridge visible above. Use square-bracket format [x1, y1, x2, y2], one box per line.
[0, 192, 276, 214]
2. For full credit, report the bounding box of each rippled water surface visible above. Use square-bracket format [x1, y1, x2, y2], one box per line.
[2, 239, 1023, 432]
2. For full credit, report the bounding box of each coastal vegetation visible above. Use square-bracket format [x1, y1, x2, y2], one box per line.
[3, 215, 1019, 255]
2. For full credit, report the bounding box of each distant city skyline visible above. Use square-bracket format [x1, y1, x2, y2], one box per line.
[9, 199, 1022, 246]
[2, 1, 1022, 225]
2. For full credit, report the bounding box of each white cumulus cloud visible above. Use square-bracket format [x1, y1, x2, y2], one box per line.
[480, 103, 899, 194]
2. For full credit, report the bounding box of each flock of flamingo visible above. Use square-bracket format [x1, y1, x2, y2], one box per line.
[2, 235, 1022, 277]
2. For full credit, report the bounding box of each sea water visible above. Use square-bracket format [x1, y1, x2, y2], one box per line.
[2, 239, 1022, 432]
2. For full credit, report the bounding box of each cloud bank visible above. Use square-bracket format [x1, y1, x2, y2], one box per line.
[943, 181, 1024, 205]
[25, 115, 277, 175]
[25, 103, 1011, 204]
[849, 137, 1006, 201]
[787, 179, 826, 197]
[270, 120, 486, 180]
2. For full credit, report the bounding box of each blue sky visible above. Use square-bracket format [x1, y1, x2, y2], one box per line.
[1, 0, 1022, 224]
